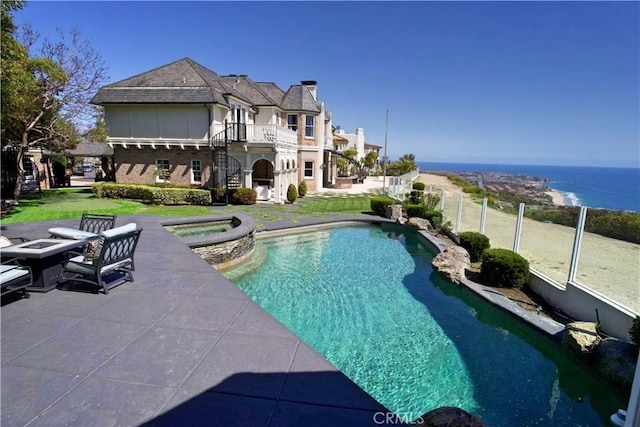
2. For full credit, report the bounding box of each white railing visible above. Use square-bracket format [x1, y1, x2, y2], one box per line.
[386, 169, 419, 201]
[212, 123, 297, 151]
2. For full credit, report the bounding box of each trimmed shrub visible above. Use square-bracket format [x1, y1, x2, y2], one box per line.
[424, 210, 443, 227]
[405, 204, 424, 218]
[287, 183, 298, 203]
[412, 182, 426, 191]
[231, 187, 257, 205]
[91, 183, 211, 205]
[370, 196, 396, 216]
[298, 180, 307, 197]
[403, 205, 443, 227]
[459, 231, 491, 262]
[480, 248, 530, 289]
[408, 190, 424, 205]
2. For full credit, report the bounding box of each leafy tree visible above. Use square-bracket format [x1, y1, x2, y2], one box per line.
[1, 5, 108, 199]
[363, 151, 378, 170]
[387, 153, 418, 176]
[83, 107, 107, 142]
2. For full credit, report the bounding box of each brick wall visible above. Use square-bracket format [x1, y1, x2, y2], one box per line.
[114, 146, 213, 187]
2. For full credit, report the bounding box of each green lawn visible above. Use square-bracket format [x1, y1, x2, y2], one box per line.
[1, 190, 377, 224]
[1, 189, 210, 224]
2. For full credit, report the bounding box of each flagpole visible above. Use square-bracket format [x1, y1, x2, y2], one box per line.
[382, 109, 388, 194]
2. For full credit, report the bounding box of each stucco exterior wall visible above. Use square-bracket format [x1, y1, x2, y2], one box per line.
[105, 105, 209, 141]
[113, 146, 212, 187]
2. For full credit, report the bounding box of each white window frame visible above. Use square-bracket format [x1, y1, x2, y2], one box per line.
[287, 114, 298, 131]
[155, 159, 170, 183]
[304, 161, 314, 179]
[305, 115, 315, 138]
[191, 160, 202, 184]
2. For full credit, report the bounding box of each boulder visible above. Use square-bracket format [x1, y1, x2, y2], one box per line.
[415, 407, 485, 426]
[594, 338, 637, 389]
[408, 217, 433, 231]
[431, 245, 470, 285]
[562, 322, 601, 354]
[385, 204, 404, 223]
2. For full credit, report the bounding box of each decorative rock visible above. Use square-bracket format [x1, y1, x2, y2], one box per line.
[431, 245, 470, 285]
[415, 406, 485, 426]
[385, 204, 404, 222]
[408, 217, 433, 231]
[595, 338, 637, 389]
[562, 322, 601, 354]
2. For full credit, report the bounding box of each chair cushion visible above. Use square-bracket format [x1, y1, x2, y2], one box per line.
[49, 227, 99, 240]
[0, 267, 29, 286]
[0, 236, 13, 248]
[101, 223, 137, 238]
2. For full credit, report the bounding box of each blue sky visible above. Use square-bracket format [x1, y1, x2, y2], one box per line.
[16, 1, 640, 167]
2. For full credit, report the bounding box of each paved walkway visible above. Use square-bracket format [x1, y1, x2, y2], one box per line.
[1, 214, 390, 427]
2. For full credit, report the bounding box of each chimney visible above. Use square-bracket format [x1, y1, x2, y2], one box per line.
[301, 80, 317, 100]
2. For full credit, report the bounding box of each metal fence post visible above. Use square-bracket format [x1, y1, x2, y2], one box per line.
[455, 194, 463, 234]
[480, 198, 487, 234]
[440, 190, 446, 212]
[513, 203, 525, 253]
[568, 206, 588, 283]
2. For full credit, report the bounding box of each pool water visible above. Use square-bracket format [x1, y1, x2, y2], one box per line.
[166, 221, 233, 240]
[223, 225, 627, 425]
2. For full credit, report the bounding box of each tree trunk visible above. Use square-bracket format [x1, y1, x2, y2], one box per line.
[12, 131, 29, 200]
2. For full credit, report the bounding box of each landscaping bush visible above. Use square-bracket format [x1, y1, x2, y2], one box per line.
[405, 204, 425, 218]
[412, 182, 426, 191]
[408, 190, 424, 205]
[370, 196, 397, 216]
[287, 183, 298, 203]
[298, 180, 307, 197]
[459, 231, 491, 262]
[92, 183, 211, 205]
[231, 187, 257, 205]
[403, 205, 442, 227]
[424, 210, 443, 227]
[480, 248, 530, 289]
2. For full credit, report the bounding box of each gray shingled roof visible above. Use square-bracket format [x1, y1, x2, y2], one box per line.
[92, 57, 319, 114]
[281, 85, 321, 113]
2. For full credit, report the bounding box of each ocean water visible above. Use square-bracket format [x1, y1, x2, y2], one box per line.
[417, 162, 640, 212]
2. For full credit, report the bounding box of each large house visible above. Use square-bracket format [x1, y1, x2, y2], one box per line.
[91, 58, 337, 203]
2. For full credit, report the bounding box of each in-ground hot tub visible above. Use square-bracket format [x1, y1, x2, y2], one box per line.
[162, 214, 256, 270]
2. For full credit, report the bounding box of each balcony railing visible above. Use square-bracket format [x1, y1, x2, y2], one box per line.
[212, 123, 297, 151]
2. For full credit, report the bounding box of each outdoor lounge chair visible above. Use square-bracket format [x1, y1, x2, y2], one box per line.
[49, 213, 117, 240]
[60, 223, 142, 294]
[0, 257, 31, 299]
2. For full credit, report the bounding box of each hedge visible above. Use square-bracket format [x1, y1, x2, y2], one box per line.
[459, 231, 490, 262]
[92, 183, 211, 205]
[480, 248, 530, 289]
[412, 182, 426, 191]
[405, 204, 443, 226]
[231, 187, 257, 205]
[370, 196, 397, 216]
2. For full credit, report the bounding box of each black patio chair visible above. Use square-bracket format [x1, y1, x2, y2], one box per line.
[60, 224, 142, 294]
[49, 213, 117, 240]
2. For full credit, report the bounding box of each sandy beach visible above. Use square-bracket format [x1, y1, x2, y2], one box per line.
[545, 190, 567, 206]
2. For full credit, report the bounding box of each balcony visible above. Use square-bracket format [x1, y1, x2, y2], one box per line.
[212, 123, 297, 151]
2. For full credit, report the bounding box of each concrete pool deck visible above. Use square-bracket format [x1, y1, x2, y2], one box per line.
[1, 214, 394, 427]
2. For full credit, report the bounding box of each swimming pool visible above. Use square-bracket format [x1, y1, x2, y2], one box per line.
[223, 224, 627, 425]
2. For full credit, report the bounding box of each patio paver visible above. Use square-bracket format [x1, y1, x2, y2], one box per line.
[1, 214, 391, 426]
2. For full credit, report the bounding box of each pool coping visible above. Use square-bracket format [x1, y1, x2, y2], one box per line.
[160, 213, 257, 247]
